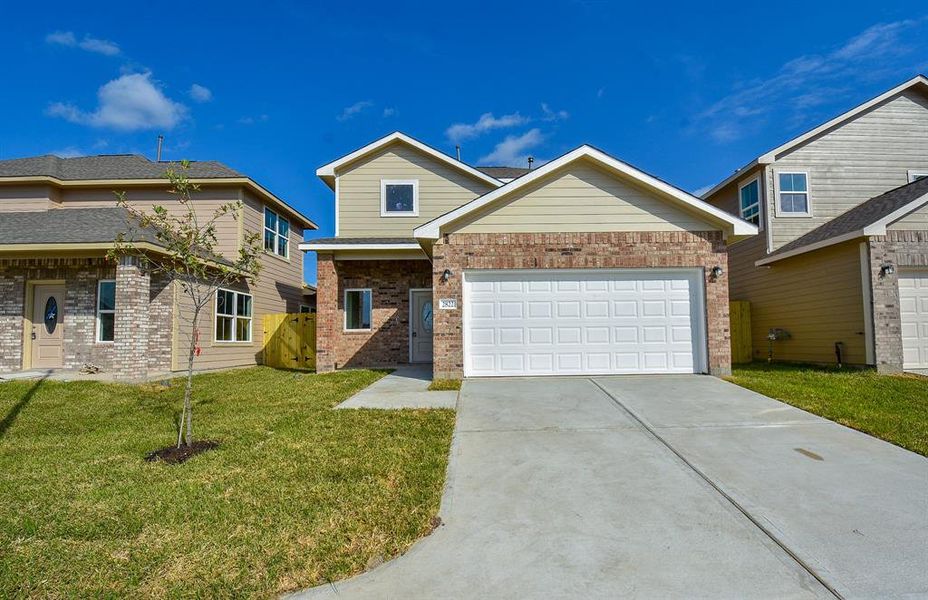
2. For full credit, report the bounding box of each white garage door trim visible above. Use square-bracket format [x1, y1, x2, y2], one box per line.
[462, 268, 708, 377]
[900, 269, 928, 369]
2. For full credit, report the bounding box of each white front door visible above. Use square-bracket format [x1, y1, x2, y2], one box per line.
[463, 269, 706, 377]
[410, 289, 434, 363]
[900, 270, 928, 369]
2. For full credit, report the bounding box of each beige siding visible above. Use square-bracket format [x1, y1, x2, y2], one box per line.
[60, 186, 242, 256]
[769, 90, 928, 248]
[888, 203, 928, 230]
[728, 237, 867, 364]
[170, 190, 305, 371]
[337, 142, 495, 237]
[450, 161, 722, 234]
[0, 185, 54, 212]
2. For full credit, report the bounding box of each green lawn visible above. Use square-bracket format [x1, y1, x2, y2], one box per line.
[0, 367, 455, 598]
[727, 363, 928, 456]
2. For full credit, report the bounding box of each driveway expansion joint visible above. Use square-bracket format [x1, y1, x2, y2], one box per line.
[588, 377, 845, 600]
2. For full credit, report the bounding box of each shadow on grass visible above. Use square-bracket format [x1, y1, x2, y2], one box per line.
[0, 375, 48, 440]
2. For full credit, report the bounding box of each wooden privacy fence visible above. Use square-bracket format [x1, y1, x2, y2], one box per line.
[730, 301, 752, 364]
[263, 313, 317, 370]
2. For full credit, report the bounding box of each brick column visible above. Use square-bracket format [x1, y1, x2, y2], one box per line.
[113, 256, 151, 381]
[705, 259, 732, 377]
[869, 237, 904, 373]
[0, 273, 25, 372]
[63, 268, 99, 369]
[147, 273, 174, 375]
[315, 253, 338, 372]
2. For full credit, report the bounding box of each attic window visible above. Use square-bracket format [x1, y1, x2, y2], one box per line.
[381, 180, 418, 216]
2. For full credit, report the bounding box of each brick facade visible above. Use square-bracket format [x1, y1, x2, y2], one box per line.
[0, 256, 174, 380]
[430, 231, 731, 379]
[868, 230, 928, 373]
[315, 257, 432, 371]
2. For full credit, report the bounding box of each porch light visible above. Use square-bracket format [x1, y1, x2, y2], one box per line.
[880, 263, 895, 277]
[441, 269, 452, 282]
[710, 265, 724, 279]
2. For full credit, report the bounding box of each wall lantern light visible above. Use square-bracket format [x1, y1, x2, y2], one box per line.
[880, 263, 895, 277]
[441, 268, 453, 282]
[710, 265, 724, 279]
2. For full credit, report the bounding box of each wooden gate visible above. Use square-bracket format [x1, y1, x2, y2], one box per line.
[730, 301, 752, 364]
[263, 313, 316, 370]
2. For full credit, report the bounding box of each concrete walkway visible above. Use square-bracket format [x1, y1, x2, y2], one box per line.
[288, 374, 925, 599]
[335, 365, 457, 409]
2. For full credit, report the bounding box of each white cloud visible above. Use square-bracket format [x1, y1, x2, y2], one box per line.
[694, 18, 926, 143]
[45, 31, 120, 55]
[47, 72, 186, 131]
[541, 103, 569, 121]
[446, 112, 530, 143]
[46, 31, 76, 46]
[478, 129, 544, 166]
[337, 100, 374, 121]
[50, 146, 85, 158]
[189, 83, 212, 103]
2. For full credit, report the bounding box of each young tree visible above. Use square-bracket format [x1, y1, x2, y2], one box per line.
[109, 161, 261, 448]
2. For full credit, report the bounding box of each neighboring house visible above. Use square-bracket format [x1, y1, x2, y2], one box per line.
[0, 154, 317, 380]
[301, 132, 756, 379]
[301, 283, 317, 313]
[702, 75, 928, 373]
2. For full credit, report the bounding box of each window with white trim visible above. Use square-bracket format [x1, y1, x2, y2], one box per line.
[777, 172, 810, 215]
[299, 304, 313, 314]
[263, 208, 290, 258]
[908, 170, 928, 183]
[738, 178, 761, 226]
[380, 180, 418, 216]
[215, 289, 253, 342]
[96, 280, 116, 342]
[344, 289, 372, 330]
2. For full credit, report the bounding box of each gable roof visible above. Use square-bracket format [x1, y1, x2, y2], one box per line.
[0, 154, 317, 229]
[702, 74, 928, 200]
[316, 132, 504, 189]
[0, 154, 242, 180]
[414, 145, 758, 241]
[757, 176, 928, 265]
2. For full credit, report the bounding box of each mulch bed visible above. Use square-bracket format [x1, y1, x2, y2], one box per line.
[145, 440, 219, 464]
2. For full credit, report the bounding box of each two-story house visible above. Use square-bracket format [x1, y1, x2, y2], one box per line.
[302, 132, 756, 380]
[0, 154, 316, 380]
[703, 75, 928, 373]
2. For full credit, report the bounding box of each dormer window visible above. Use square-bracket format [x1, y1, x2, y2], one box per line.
[381, 180, 418, 217]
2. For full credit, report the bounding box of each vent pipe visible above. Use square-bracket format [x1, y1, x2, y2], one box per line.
[528, 156, 534, 169]
[156, 135, 164, 161]
[455, 145, 461, 161]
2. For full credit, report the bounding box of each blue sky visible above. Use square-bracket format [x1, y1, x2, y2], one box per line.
[2, 1, 927, 283]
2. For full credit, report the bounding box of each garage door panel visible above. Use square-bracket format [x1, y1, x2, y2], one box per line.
[464, 269, 705, 377]
[900, 271, 928, 369]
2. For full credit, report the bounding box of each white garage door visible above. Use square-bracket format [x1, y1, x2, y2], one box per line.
[463, 269, 706, 377]
[900, 270, 928, 369]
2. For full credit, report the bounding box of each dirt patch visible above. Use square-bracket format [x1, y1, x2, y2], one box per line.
[145, 440, 219, 464]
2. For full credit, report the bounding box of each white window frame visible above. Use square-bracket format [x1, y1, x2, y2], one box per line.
[95, 279, 116, 343]
[907, 170, 928, 183]
[380, 179, 419, 217]
[214, 288, 253, 343]
[775, 170, 812, 218]
[343, 288, 372, 332]
[299, 304, 313, 314]
[263, 207, 290, 259]
[737, 176, 763, 230]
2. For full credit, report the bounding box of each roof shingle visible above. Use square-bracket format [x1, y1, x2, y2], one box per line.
[0, 207, 161, 245]
[0, 154, 243, 180]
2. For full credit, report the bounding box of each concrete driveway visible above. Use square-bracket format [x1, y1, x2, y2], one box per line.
[292, 376, 928, 600]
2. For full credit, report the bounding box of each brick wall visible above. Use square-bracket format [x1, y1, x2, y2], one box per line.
[869, 231, 928, 373]
[0, 257, 115, 372]
[315, 257, 432, 371]
[431, 231, 731, 379]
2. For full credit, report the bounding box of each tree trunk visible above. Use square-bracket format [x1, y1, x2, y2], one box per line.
[179, 307, 200, 448]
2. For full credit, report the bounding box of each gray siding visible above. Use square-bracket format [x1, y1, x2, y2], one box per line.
[769, 89, 928, 249]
